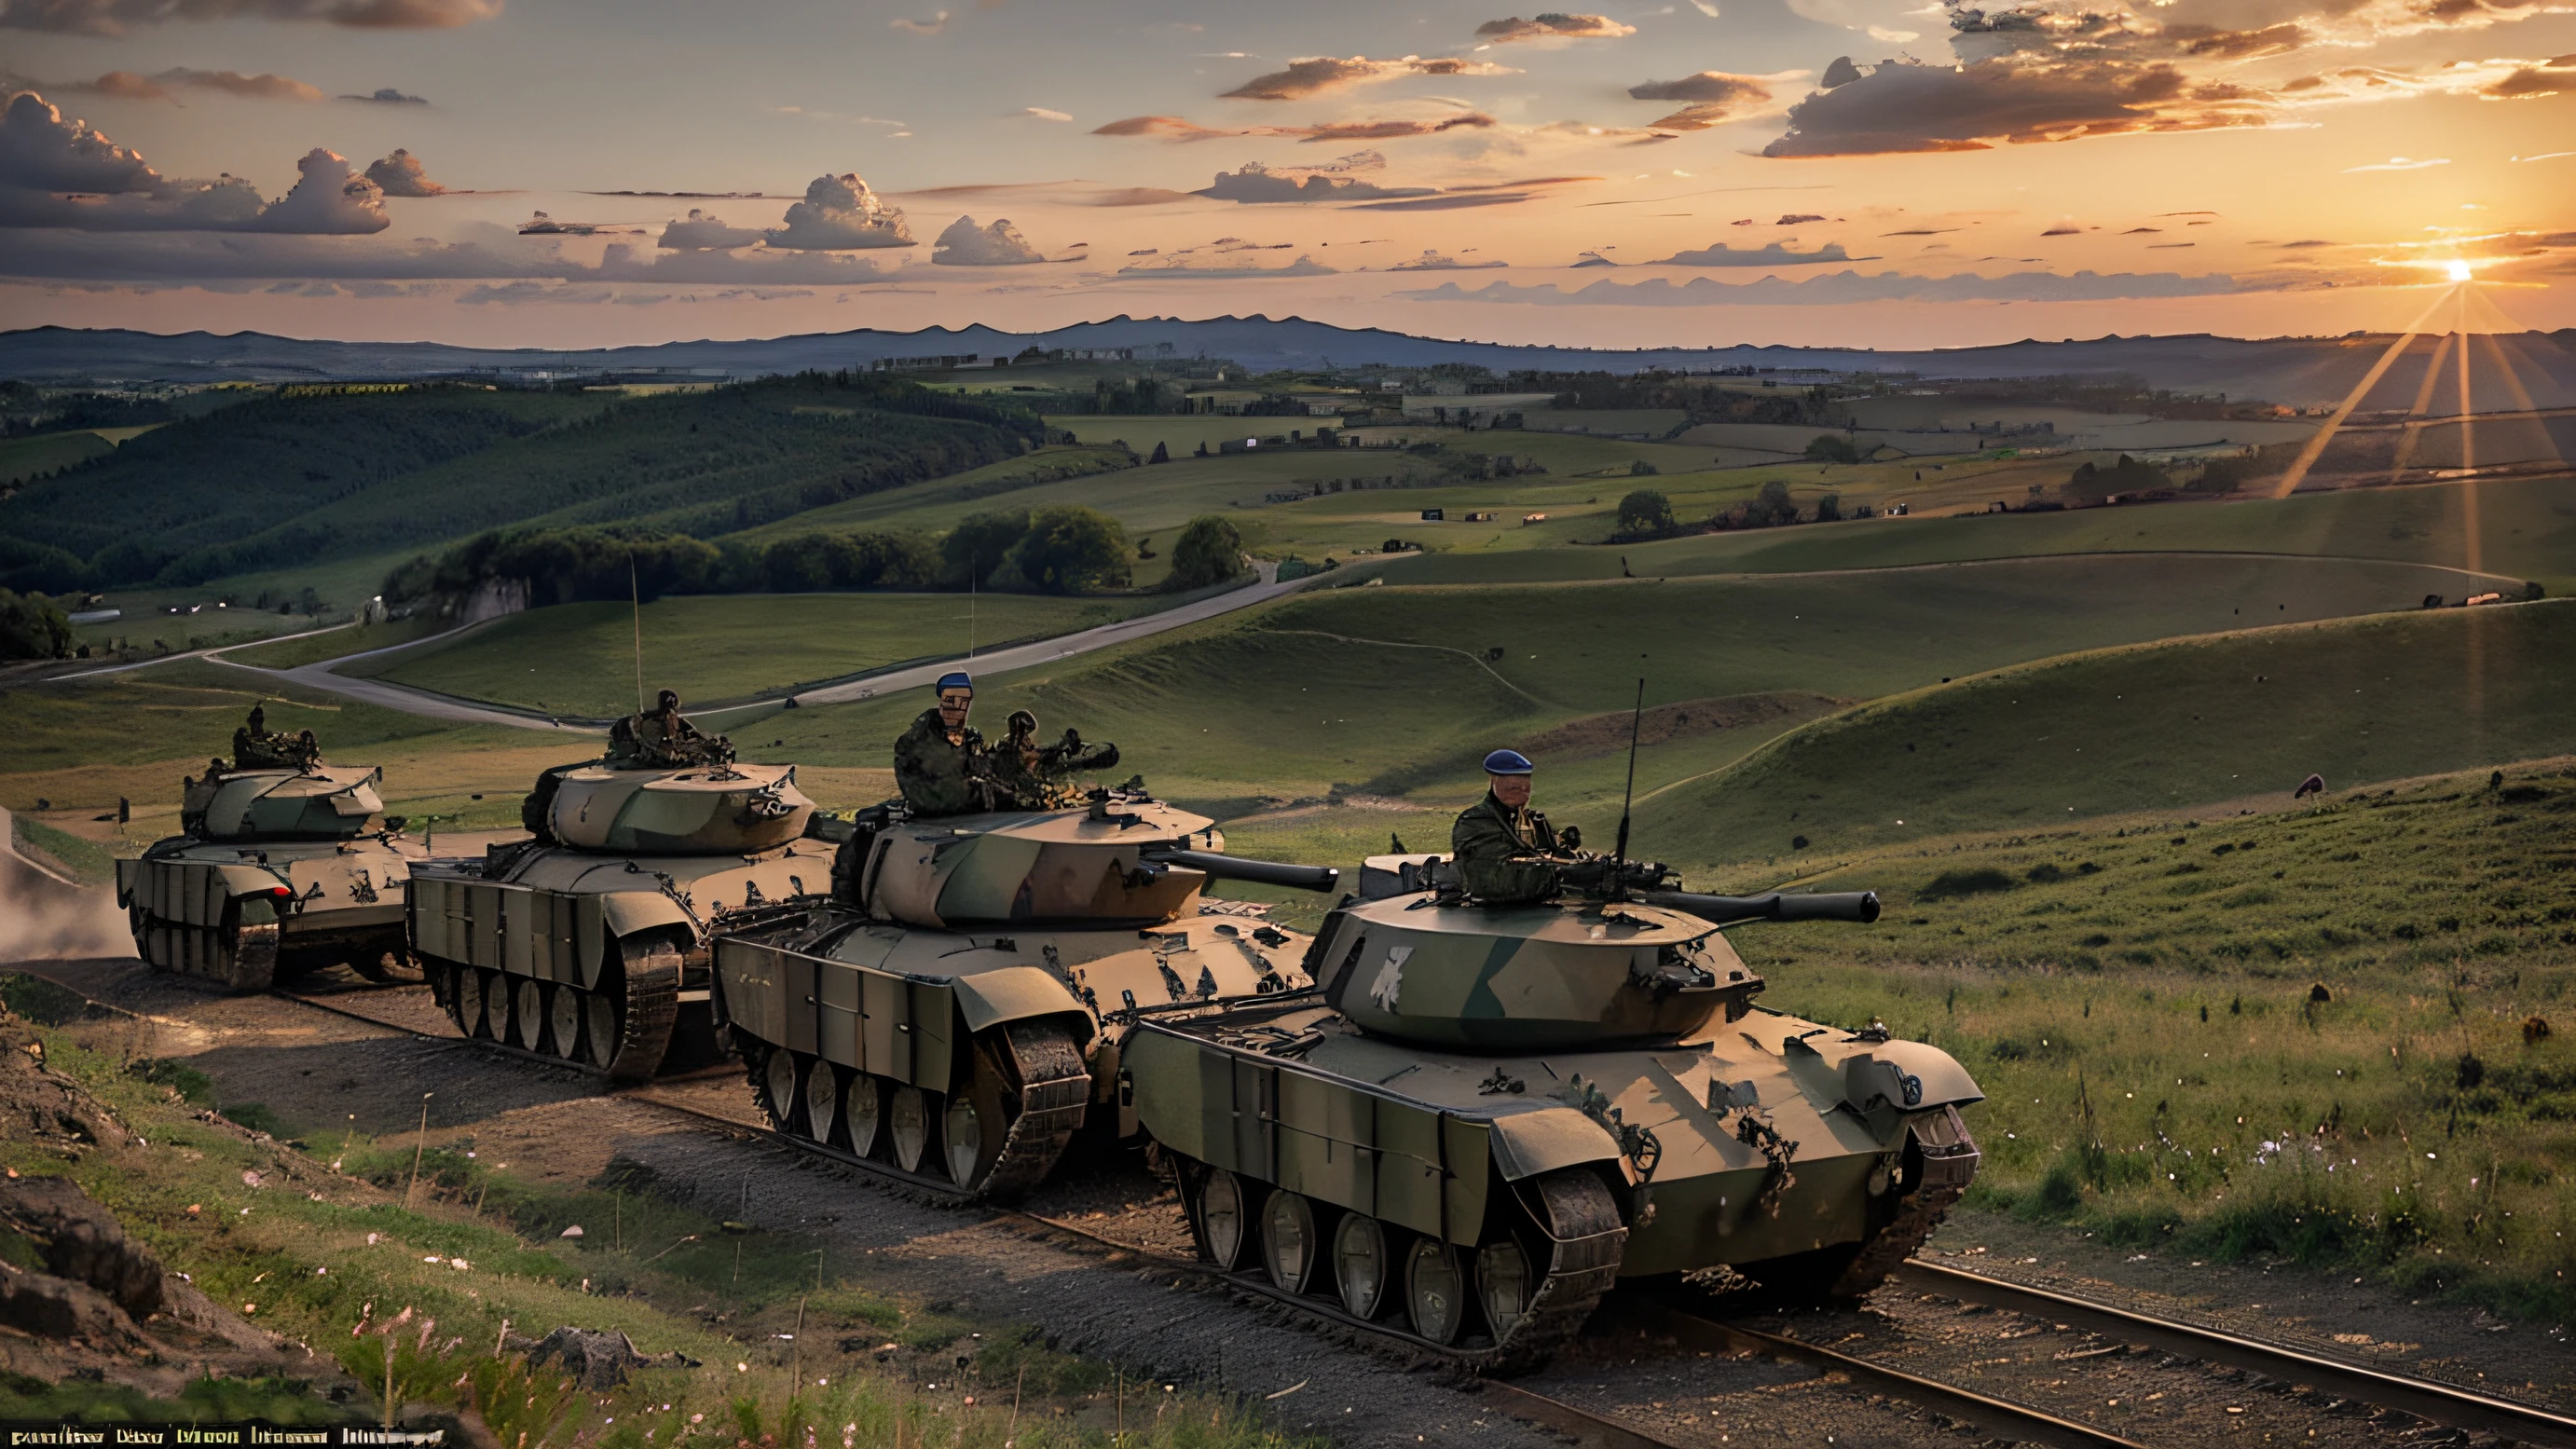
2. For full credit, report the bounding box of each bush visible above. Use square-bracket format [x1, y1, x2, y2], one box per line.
[1615, 488, 1675, 537]
[1803, 433, 1862, 464]
[1166, 515, 1244, 591]
[941, 509, 1032, 586]
[1007, 505, 1130, 594]
[0, 587, 73, 660]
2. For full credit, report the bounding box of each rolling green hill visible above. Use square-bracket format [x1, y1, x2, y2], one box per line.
[0, 375, 1048, 591]
[349, 592, 1168, 717]
[1392, 474, 2576, 592]
[1645, 597, 2576, 871]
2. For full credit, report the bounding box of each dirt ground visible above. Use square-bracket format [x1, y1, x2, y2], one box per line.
[13, 955, 2573, 1449]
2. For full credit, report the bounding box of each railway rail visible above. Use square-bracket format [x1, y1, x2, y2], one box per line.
[130, 980, 2576, 1449]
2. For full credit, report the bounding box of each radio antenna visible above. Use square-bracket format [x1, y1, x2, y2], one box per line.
[1611, 677, 1644, 900]
[629, 552, 644, 715]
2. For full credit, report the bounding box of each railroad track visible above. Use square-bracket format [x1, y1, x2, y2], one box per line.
[103, 979, 2576, 1449]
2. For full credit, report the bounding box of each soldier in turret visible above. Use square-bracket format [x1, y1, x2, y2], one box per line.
[232, 704, 322, 771]
[608, 689, 734, 769]
[895, 672, 997, 815]
[987, 708, 1122, 810]
[1449, 749, 1580, 903]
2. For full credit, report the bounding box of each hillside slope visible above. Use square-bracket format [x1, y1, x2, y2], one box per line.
[1646, 598, 2576, 868]
[0, 375, 1046, 588]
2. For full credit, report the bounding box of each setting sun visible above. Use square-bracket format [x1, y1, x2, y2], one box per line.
[2447, 260, 2474, 281]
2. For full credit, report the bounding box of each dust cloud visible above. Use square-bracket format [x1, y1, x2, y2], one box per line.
[0, 843, 130, 962]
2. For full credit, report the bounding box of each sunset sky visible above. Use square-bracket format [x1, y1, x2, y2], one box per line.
[3, 0, 2572, 351]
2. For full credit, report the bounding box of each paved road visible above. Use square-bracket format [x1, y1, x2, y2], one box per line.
[120, 560, 1390, 732]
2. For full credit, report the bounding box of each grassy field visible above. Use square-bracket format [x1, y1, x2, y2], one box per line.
[1733, 759, 2576, 1320]
[1395, 473, 2576, 593]
[1649, 598, 2576, 872]
[749, 552, 2487, 868]
[218, 613, 454, 670]
[0, 429, 115, 485]
[350, 592, 1174, 717]
[0, 981, 1296, 1444]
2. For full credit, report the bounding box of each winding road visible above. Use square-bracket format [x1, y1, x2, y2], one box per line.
[35, 559, 1385, 732]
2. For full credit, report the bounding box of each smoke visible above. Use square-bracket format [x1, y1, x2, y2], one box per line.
[0, 830, 127, 962]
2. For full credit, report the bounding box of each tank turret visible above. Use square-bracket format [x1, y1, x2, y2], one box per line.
[541, 762, 814, 854]
[851, 795, 1333, 929]
[183, 763, 388, 842]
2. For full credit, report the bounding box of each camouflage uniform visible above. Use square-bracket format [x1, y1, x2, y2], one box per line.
[607, 696, 733, 769]
[986, 711, 1120, 810]
[1449, 791, 1570, 904]
[894, 707, 995, 816]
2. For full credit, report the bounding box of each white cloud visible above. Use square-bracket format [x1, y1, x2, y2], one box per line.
[1020, 106, 1072, 122]
[765, 172, 915, 249]
[1404, 267, 2254, 305]
[0, 91, 385, 233]
[363, 147, 443, 197]
[659, 207, 763, 249]
[247, 147, 386, 233]
[0, 89, 158, 191]
[932, 213, 1046, 265]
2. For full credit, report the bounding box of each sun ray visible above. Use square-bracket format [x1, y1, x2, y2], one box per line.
[2268, 285, 2461, 499]
[2386, 331, 2454, 484]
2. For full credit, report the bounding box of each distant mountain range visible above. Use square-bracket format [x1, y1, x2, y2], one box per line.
[6, 316, 2575, 408]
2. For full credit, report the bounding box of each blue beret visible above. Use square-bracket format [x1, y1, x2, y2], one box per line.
[936, 672, 973, 692]
[1483, 748, 1534, 774]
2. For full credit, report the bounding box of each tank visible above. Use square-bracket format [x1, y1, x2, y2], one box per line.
[116, 757, 426, 991]
[407, 759, 834, 1081]
[1121, 852, 1984, 1372]
[710, 788, 1342, 1203]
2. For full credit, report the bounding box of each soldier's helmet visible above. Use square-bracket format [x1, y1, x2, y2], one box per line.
[657, 689, 681, 712]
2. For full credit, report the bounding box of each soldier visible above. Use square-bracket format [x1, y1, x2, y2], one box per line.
[1449, 749, 1583, 904]
[987, 708, 1122, 810]
[894, 672, 997, 815]
[608, 689, 733, 769]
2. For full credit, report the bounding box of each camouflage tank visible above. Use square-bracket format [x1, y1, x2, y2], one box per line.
[117, 745, 424, 992]
[408, 757, 833, 1081]
[1123, 851, 1983, 1372]
[711, 787, 1341, 1203]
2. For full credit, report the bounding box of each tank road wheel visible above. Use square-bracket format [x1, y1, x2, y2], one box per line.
[1333, 1213, 1391, 1319]
[596, 932, 685, 1084]
[844, 1074, 883, 1157]
[942, 1092, 997, 1186]
[584, 991, 618, 1070]
[484, 969, 517, 1042]
[939, 1022, 1088, 1199]
[1261, 1191, 1318, 1294]
[436, 964, 470, 1034]
[1474, 1240, 1535, 1342]
[805, 1059, 842, 1145]
[1404, 1238, 1468, 1345]
[549, 986, 586, 1062]
[514, 978, 547, 1052]
[889, 1087, 933, 1172]
[1193, 1169, 1252, 1270]
[761, 1048, 805, 1135]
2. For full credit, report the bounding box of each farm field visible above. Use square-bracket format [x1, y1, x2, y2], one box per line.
[0, 429, 113, 485]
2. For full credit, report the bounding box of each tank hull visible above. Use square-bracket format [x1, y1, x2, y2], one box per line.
[408, 838, 833, 1082]
[116, 834, 423, 991]
[712, 904, 1309, 1202]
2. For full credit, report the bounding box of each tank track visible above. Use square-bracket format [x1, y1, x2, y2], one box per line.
[1828, 1104, 1983, 1301]
[134, 909, 281, 992]
[427, 937, 688, 1082]
[737, 1026, 1091, 1209]
[1166, 1160, 1628, 1376]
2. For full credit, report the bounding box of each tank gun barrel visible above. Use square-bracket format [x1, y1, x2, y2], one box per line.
[1144, 847, 1342, 895]
[1636, 889, 1880, 926]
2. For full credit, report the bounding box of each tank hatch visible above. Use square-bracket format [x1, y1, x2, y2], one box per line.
[1310, 894, 1761, 1051]
[547, 762, 814, 854]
